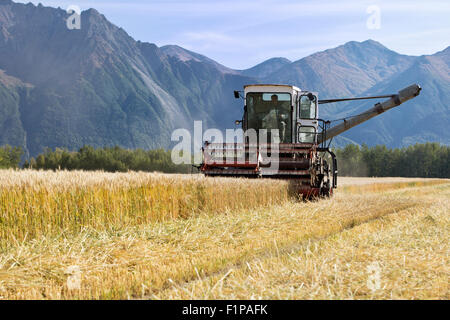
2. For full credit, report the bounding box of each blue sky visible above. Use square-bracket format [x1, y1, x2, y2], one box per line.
[16, 0, 450, 69]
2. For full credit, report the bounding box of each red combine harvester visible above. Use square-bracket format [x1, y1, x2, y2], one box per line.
[201, 84, 421, 199]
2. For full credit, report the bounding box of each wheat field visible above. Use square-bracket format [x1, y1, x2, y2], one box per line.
[0, 170, 448, 300]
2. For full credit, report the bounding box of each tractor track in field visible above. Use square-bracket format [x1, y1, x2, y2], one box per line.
[146, 200, 427, 299]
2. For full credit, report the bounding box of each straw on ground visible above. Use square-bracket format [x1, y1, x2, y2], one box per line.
[0, 170, 447, 299]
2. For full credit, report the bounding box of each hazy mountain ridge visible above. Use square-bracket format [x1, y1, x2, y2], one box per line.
[240, 57, 291, 78]
[337, 46, 450, 147]
[160, 45, 238, 75]
[0, 1, 251, 156]
[0, 1, 448, 157]
[264, 40, 417, 98]
[254, 40, 449, 147]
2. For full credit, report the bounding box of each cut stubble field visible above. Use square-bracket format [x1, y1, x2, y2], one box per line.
[0, 170, 448, 300]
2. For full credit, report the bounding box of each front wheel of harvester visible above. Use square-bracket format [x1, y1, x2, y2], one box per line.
[320, 182, 332, 198]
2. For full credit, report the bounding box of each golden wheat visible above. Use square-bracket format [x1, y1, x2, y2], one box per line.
[0, 170, 292, 246]
[0, 170, 448, 300]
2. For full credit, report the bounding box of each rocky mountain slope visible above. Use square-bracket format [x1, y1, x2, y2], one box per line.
[0, 1, 448, 157]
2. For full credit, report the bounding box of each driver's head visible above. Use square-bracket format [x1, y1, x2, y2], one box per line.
[271, 94, 278, 104]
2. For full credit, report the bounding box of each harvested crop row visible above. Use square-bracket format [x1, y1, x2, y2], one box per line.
[158, 188, 449, 299]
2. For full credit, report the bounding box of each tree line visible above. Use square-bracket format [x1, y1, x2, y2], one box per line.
[334, 142, 449, 178]
[22, 146, 192, 173]
[0, 143, 448, 178]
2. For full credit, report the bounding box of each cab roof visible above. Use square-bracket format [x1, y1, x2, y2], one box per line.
[244, 84, 301, 91]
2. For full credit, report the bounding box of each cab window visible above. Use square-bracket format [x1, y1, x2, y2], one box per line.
[246, 92, 292, 143]
[299, 95, 316, 119]
[298, 126, 316, 143]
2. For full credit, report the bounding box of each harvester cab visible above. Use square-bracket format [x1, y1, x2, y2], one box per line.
[242, 85, 318, 145]
[201, 83, 421, 199]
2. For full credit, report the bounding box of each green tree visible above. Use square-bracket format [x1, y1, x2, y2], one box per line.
[0, 145, 23, 168]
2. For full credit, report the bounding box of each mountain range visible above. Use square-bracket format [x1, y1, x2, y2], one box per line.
[0, 0, 448, 157]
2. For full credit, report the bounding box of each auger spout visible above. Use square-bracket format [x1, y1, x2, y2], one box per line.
[318, 84, 421, 144]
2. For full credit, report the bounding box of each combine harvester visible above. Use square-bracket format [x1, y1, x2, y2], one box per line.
[201, 83, 421, 199]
